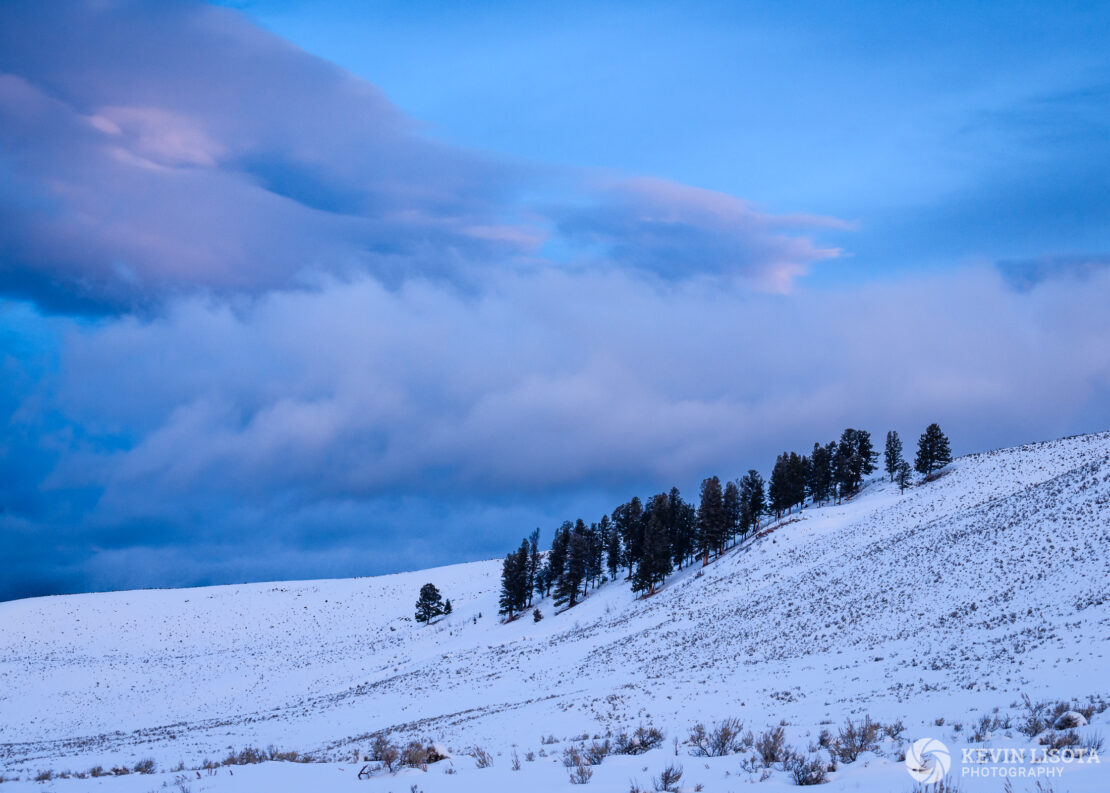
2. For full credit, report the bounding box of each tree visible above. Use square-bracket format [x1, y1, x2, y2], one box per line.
[915, 423, 953, 476]
[633, 493, 673, 596]
[884, 431, 903, 482]
[808, 442, 834, 504]
[896, 460, 913, 493]
[415, 583, 445, 624]
[722, 480, 741, 547]
[554, 526, 588, 609]
[739, 470, 765, 535]
[545, 522, 571, 597]
[697, 476, 726, 564]
[526, 529, 541, 606]
[668, 487, 696, 568]
[604, 513, 621, 580]
[498, 541, 529, 620]
[444, 599, 452, 615]
[834, 428, 874, 499]
[611, 497, 644, 578]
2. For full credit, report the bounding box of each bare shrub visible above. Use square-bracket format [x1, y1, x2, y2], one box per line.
[584, 740, 611, 765]
[1081, 731, 1103, 753]
[371, 736, 401, 773]
[786, 753, 829, 785]
[471, 746, 494, 768]
[1019, 694, 1053, 737]
[401, 741, 430, 770]
[755, 726, 787, 767]
[1038, 730, 1080, 752]
[652, 763, 683, 792]
[511, 749, 521, 771]
[688, 718, 744, 757]
[831, 716, 879, 763]
[223, 747, 267, 766]
[569, 762, 593, 784]
[614, 724, 665, 755]
[133, 758, 156, 774]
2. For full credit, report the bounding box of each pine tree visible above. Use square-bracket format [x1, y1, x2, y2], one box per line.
[808, 442, 833, 504]
[415, 583, 445, 624]
[527, 528, 540, 607]
[884, 431, 903, 482]
[554, 526, 588, 609]
[603, 513, 621, 580]
[444, 599, 452, 615]
[546, 522, 571, 596]
[768, 454, 789, 517]
[612, 497, 644, 578]
[739, 470, 765, 535]
[697, 475, 725, 563]
[669, 488, 696, 568]
[633, 493, 674, 596]
[722, 480, 741, 548]
[915, 423, 952, 476]
[498, 543, 529, 620]
[896, 460, 913, 493]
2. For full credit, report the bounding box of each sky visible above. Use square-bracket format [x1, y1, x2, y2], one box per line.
[1, 1, 1109, 601]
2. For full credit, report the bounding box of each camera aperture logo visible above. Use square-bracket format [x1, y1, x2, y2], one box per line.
[906, 737, 951, 783]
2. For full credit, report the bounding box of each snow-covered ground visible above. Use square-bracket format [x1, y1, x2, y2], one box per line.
[2, 431, 1109, 791]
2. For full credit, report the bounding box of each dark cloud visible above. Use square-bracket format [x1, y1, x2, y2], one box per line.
[5, 265, 1110, 600]
[996, 254, 1110, 292]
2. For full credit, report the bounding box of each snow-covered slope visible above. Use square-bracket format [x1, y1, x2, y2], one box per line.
[2, 431, 1109, 791]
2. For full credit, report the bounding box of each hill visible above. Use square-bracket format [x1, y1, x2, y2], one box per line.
[2, 431, 1109, 791]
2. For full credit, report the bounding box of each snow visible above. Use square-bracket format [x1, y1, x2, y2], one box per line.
[2, 430, 1109, 791]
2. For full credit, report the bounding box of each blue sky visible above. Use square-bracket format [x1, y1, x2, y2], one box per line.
[1, 1, 1109, 600]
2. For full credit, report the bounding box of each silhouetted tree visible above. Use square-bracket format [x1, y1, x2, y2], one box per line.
[633, 493, 674, 596]
[884, 430, 903, 482]
[896, 460, 913, 493]
[697, 475, 726, 563]
[415, 583, 445, 624]
[915, 423, 952, 476]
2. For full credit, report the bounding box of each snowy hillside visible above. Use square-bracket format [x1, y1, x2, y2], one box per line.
[2, 431, 1109, 791]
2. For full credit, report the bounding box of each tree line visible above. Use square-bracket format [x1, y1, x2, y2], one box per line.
[486, 423, 951, 621]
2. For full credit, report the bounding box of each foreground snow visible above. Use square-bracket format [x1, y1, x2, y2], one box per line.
[2, 431, 1109, 791]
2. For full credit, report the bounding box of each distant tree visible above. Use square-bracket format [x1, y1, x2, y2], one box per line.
[498, 541, 529, 620]
[526, 528, 541, 607]
[914, 422, 953, 476]
[697, 475, 726, 564]
[633, 493, 674, 596]
[722, 480, 741, 547]
[808, 442, 834, 504]
[739, 470, 765, 535]
[884, 431, 904, 482]
[835, 428, 874, 499]
[668, 487, 696, 567]
[603, 513, 621, 580]
[554, 526, 588, 609]
[545, 522, 572, 597]
[415, 583, 446, 624]
[444, 599, 452, 615]
[612, 497, 644, 578]
[532, 608, 543, 622]
[896, 460, 913, 493]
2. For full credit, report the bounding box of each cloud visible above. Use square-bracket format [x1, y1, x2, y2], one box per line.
[996, 254, 1110, 291]
[5, 264, 1110, 600]
[555, 177, 845, 288]
[0, 1, 841, 313]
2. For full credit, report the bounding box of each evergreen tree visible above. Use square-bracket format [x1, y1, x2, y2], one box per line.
[498, 541, 530, 620]
[633, 493, 674, 596]
[603, 513, 621, 580]
[415, 583, 445, 624]
[834, 428, 873, 498]
[697, 475, 726, 563]
[612, 497, 644, 577]
[739, 470, 765, 535]
[896, 460, 913, 493]
[722, 480, 741, 547]
[668, 488, 696, 568]
[768, 454, 789, 517]
[544, 522, 571, 597]
[527, 528, 540, 607]
[884, 430, 904, 482]
[808, 442, 833, 504]
[787, 451, 808, 512]
[554, 527, 589, 609]
[915, 423, 953, 476]
[444, 599, 452, 615]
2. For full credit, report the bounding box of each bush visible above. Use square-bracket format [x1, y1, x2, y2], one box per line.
[688, 718, 744, 757]
[614, 724, 664, 755]
[370, 735, 401, 773]
[533, 608, 543, 622]
[471, 746, 494, 768]
[569, 761, 593, 784]
[786, 753, 829, 786]
[755, 726, 787, 767]
[133, 758, 156, 774]
[401, 741, 430, 770]
[831, 716, 879, 763]
[652, 763, 683, 792]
